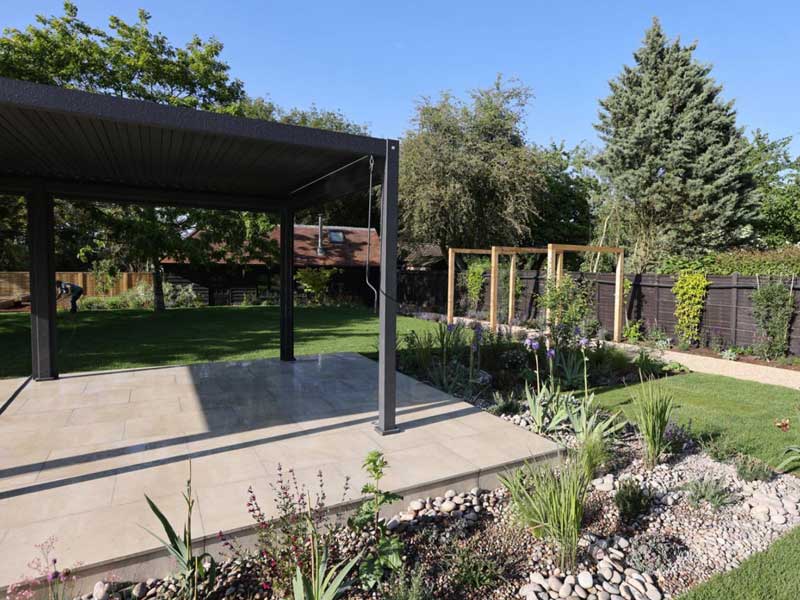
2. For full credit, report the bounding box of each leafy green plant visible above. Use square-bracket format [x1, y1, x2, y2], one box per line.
[683, 477, 737, 510]
[450, 547, 501, 592]
[624, 320, 644, 343]
[734, 455, 773, 482]
[464, 258, 489, 312]
[574, 430, 610, 480]
[556, 349, 585, 390]
[500, 463, 588, 569]
[295, 268, 340, 304]
[489, 391, 521, 416]
[614, 479, 651, 522]
[385, 567, 429, 600]
[292, 506, 359, 600]
[143, 462, 215, 600]
[751, 280, 795, 360]
[633, 349, 665, 378]
[701, 436, 738, 462]
[672, 272, 710, 346]
[349, 451, 404, 589]
[524, 383, 570, 435]
[778, 446, 800, 472]
[633, 377, 675, 468]
[720, 348, 739, 361]
[537, 275, 595, 349]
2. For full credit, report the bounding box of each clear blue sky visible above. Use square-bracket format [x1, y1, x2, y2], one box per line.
[5, 1, 800, 154]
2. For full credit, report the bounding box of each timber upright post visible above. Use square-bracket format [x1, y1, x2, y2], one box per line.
[489, 246, 500, 331]
[507, 253, 517, 326]
[613, 250, 625, 343]
[279, 206, 295, 361]
[447, 247, 456, 325]
[27, 185, 58, 380]
[376, 140, 400, 435]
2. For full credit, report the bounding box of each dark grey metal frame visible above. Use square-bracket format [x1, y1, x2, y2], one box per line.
[2, 78, 399, 434]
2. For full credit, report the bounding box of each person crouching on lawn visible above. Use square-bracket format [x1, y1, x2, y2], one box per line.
[56, 279, 84, 313]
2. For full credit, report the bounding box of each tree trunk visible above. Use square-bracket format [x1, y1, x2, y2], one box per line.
[153, 262, 166, 312]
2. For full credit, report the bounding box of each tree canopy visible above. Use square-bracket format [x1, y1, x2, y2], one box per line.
[399, 77, 590, 257]
[592, 18, 756, 271]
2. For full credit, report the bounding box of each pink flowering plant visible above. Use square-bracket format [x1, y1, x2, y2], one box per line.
[7, 537, 78, 600]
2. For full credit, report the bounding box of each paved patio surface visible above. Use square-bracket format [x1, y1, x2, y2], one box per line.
[0, 353, 560, 589]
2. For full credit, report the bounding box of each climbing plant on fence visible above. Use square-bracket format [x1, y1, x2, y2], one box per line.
[751, 280, 796, 360]
[465, 258, 490, 312]
[672, 272, 710, 347]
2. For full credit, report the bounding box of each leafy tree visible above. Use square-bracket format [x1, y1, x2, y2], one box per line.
[593, 18, 756, 271]
[400, 77, 588, 256]
[745, 130, 800, 246]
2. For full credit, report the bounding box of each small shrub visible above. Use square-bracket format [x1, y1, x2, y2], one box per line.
[295, 267, 340, 304]
[683, 476, 737, 510]
[751, 281, 795, 360]
[489, 391, 521, 416]
[633, 377, 675, 468]
[626, 534, 687, 574]
[624, 320, 644, 343]
[663, 420, 693, 454]
[778, 446, 800, 472]
[720, 348, 739, 361]
[614, 479, 651, 523]
[701, 436, 738, 463]
[633, 349, 665, 378]
[537, 276, 595, 349]
[500, 463, 588, 569]
[385, 567, 429, 600]
[734, 455, 773, 482]
[672, 272, 710, 347]
[450, 547, 501, 592]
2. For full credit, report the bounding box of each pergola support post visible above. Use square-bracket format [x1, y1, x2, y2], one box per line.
[613, 251, 625, 343]
[27, 185, 58, 380]
[489, 246, 499, 331]
[507, 253, 517, 326]
[376, 140, 400, 435]
[279, 207, 295, 361]
[446, 248, 455, 325]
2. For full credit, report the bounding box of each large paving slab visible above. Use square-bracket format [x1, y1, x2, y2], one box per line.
[0, 353, 561, 590]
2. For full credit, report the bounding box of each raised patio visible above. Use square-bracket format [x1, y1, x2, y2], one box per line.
[0, 352, 561, 589]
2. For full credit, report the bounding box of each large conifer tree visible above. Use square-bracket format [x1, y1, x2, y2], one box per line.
[594, 18, 755, 270]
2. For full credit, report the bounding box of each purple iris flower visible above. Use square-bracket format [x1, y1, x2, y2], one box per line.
[546, 348, 556, 359]
[579, 337, 589, 349]
[447, 323, 455, 332]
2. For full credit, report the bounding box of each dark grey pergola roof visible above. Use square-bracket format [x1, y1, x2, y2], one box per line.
[0, 76, 390, 212]
[1, 76, 400, 434]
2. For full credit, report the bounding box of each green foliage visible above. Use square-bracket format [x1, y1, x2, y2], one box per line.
[385, 568, 429, 600]
[537, 276, 595, 348]
[614, 479, 651, 523]
[593, 18, 756, 271]
[143, 463, 215, 600]
[291, 532, 358, 600]
[701, 436, 738, 463]
[778, 446, 800, 472]
[751, 281, 795, 360]
[500, 463, 588, 569]
[633, 349, 666, 378]
[556, 349, 585, 390]
[683, 477, 737, 510]
[163, 282, 202, 309]
[349, 451, 403, 590]
[633, 377, 675, 468]
[623, 320, 644, 343]
[574, 430, 610, 480]
[295, 268, 340, 305]
[734, 455, 773, 482]
[524, 383, 571, 435]
[450, 547, 501, 592]
[465, 259, 489, 312]
[672, 272, 710, 346]
[399, 77, 590, 255]
[658, 247, 800, 276]
[489, 391, 521, 416]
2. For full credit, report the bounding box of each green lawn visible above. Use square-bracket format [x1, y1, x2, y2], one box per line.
[0, 305, 439, 378]
[594, 372, 800, 469]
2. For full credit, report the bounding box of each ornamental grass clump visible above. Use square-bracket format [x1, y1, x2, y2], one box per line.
[633, 377, 675, 469]
[500, 462, 588, 569]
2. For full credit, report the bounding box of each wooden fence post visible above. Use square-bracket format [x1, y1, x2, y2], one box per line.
[613, 251, 624, 342]
[489, 246, 499, 331]
[545, 244, 555, 329]
[447, 248, 455, 324]
[731, 273, 739, 346]
[507, 253, 517, 326]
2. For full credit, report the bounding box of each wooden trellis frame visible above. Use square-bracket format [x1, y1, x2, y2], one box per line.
[446, 243, 625, 342]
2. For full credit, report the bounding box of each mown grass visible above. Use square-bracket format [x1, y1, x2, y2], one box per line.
[594, 372, 800, 470]
[0, 305, 439, 378]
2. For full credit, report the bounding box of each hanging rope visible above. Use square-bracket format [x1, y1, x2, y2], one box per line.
[365, 155, 379, 312]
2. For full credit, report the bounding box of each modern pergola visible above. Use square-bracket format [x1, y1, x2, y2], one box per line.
[0, 76, 401, 434]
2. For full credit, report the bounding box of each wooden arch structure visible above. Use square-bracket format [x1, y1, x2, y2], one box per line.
[446, 243, 625, 342]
